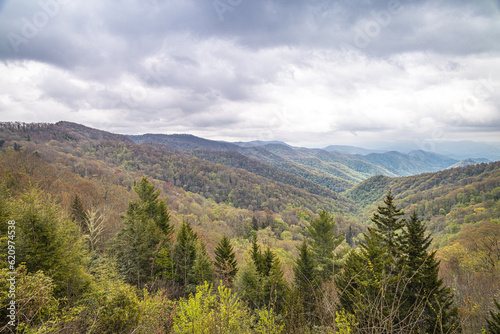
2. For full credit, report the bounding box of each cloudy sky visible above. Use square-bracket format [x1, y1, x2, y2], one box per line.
[0, 0, 499, 148]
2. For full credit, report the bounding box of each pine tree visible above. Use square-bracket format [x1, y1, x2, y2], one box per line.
[250, 236, 264, 275]
[337, 195, 459, 332]
[487, 298, 500, 334]
[370, 191, 405, 257]
[114, 178, 172, 287]
[70, 195, 88, 234]
[192, 241, 214, 285]
[400, 211, 459, 333]
[173, 221, 198, 291]
[294, 241, 317, 290]
[214, 234, 238, 286]
[305, 210, 344, 280]
[132, 177, 172, 236]
[262, 255, 288, 312]
[293, 241, 318, 324]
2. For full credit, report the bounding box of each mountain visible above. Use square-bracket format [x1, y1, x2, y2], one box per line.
[129, 134, 465, 192]
[1, 122, 354, 215]
[447, 158, 491, 169]
[347, 161, 500, 244]
[323, 145, 383, 155]
[2, 121, 499, 333]
[355, 150, 458, 177]
[232, 140, 291, 147]
[358, 140, 500, 161]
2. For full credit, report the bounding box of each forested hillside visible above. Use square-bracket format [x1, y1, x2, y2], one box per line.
[0, 121, 499, 333]
[129, 133, 463, 193]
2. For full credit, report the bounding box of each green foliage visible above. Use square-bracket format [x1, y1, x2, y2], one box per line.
[9, 186, 91, 299]
[293, 241, 319, 324]
[337, 193, 459, 332]
[70, 195, 89, 233]
[487, 299, 500, 334]
[370, 191, 405, 256]
[173, 221, 199, 291]
[214, 234, 238, 286]
[192, 241, 214, 286]
[335, 309, 358, 334]
[173, 282, 252, 333]
[400, 211, 459, 333]
[114, 177, 172, 286]
[254, 307, 285, 334]
[0, 265, 59, 332]
[305, 210, 344, 280]
[238, 239, 288, 312]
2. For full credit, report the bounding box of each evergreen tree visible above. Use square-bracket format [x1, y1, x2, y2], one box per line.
[337, 195, 459, 332]
[214, 234, 238, 286]
[305, 210, 344, 280]
[487, 298, 500, 334]
[131, 177, 172, 236]
[173, 221, 198, 291]
[250, 236, 264, 275]
[13, 187, 90, 299]
[293, 241, 318, 324]
[114, 178, 172, 287]
[238, 238, 288, 312]
[192, 241, 214, 285]
[262, 255, 288, 312]
[370, 191, 405, 257]
[294, 241, 317, 290]
[70, 195, 88, 234]
[400, 211, 459, 333]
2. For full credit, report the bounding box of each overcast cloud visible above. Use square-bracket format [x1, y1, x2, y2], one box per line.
[0, 0, 499, 148]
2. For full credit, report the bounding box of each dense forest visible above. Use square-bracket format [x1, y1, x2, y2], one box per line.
[0, 121, 499, 333]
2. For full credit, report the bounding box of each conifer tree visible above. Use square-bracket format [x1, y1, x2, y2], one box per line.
[173, 221, 198, 290]
[305, 210, 344, 280]
[337, 195, 459, 332]
[400, 211, 459, 333]
[370, 191, 405, 257]
[214, 234, 238, 286]
[238, 238, 288, 312]
[114, 178, 172, 287]
[487, 298, 500, 334]
[192, 241, 214, 285]
[293, 241, 318, 324]
[250, 236, 264, 275]
[70, 195, 89, 234]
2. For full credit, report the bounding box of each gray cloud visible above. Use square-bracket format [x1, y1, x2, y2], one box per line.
[0, 0, 499, 147]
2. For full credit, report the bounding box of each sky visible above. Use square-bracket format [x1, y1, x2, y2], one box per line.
[0, 0, 499, 149]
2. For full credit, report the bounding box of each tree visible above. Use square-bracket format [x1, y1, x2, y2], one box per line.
[173, 221, 198, 291]
[305, 210, 344, 280]
[114, 178, 172, 287]
[214, 234, 238, 286]
[487, 298, 500, 334]
[370, 191, 405, 258]
[11, 186, 90, 299]
[399, 211, 459, 333]
[337, 194, 459, 332]
[293, 241, 319, 324]
[192, 241, 214, 285]
[239, 239, 288, 312]
[70, 195, 89, 234]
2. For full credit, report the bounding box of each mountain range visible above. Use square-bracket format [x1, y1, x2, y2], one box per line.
[127, 132, 492, 193]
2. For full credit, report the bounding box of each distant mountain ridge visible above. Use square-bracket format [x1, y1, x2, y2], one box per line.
[126, 133, 476, 192]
